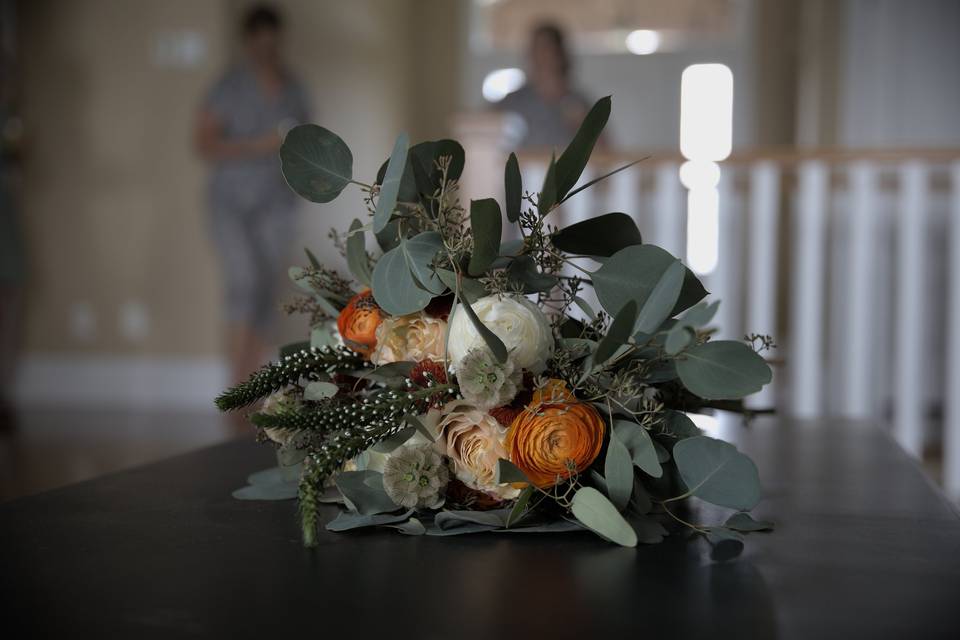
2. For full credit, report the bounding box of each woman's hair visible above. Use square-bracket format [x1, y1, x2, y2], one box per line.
[243, 4, 283, 36]
[531, 22, 571, 77]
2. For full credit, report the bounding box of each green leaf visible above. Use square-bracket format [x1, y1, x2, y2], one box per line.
[665, 325, 696, 355]
[457, 297, 508, 363]
[662, 410, 702, 439]
[325, 509, 414, 532]
[405, 413, 437, 442]
[468, 198, 502, 275]
[676, 341, 773, 400]
[552, 212, 643, 257]
[495, 458, 529, 484]
[673, 269, 710, 316]
[506, 485, 535, 528]
[403, 231, 446, 294]
[555, 96, 611, 199]
[725, 512, 774, 532]
[613, 419, 662, 478]
[505, 152, 522, 223]
[303, 381, 339, 401]
[436, 269, 486, 303]
[573, 296, 597, 321]
[374, 133, 409, 233]
[335, 470, 401, 515]
[357, 361, 416, 382]
[570, 486, 638, 547]
[594, 300, 637, 364]
[561, 157, 646, 204]
[384, 517, 426, 535]
[592, 245, 704, 320]
[435, 510, 507, 531]
[538, 153, 558, 215]
[280, 124, 353, 203]
[604, 431, 634, 510]
[370, 426, 416, 453]
[310, 326, 337, 349]
[506, 255, 558, 293]
[346, 219, 372, 287]
[673, 436, 761, 510]
[371, 244, 433, 315]
[681, 300, 720, 328]
[304, 247, 321, 268]
[635, 259, 685, 334]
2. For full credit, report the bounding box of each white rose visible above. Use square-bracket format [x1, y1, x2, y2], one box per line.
[447, 295, 553, 374]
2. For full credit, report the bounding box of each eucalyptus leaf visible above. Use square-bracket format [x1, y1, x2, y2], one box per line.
[635, 259, 685, 334]
[372, 244, 433, 315]
[304, 247, 321, 268]
[435, 509, 507, 531]
[325, 509, 414, 532]
[706, 527, 745, 561]
[374, 132, 409, 233]
[629, 477, 653, 514]
[538, 153, 558, 215]
[570, 487, 638, 547]
[673, 436, 761, 510]
[436, 269, 486, 303]
[506, 485, 535, 528]
[506, 255, 558, 293]
[725, 512, 775, 532]
[681, 300, 721, 328]
[561, 157, 645, 203]
[505, 152, 522, 222]
[403, 231, 446, 294]
[280, 124, 353, 203]
[592, 245, 704, 320]
[303, 381, 339, 401]
[552, 212, 642, 257]
[495, 458, 530, 484]
[346, 218, 372, 287]
[594, 300, 637, 364]
[665, 325, 696, 355]
[310, 326, 337, 349]
[405, 413, 438, 442]
[676, 341, 773, 400]
[573, 296, 598, 321]
[468, 198, 502, 275]
[358, 361, 416, 382]
[383, 517, 426, 535]
[335, 470, 401, 515]
[456, 298, 508, 363]
[613, 419, 662, 478]
[663, 410, 702, 439]
[555, 96, 611, 199]
[604, 431, 635, 510]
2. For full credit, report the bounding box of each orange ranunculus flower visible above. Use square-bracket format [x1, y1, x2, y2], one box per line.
[505, 379, 605, 488]
[337, 289, 383, 356]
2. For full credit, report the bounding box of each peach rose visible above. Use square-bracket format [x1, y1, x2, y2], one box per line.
[436, 400, 520, 500]
[371, 313, 447, 365]
[506, 379, 605, 488]
[337, 290, 383, 356]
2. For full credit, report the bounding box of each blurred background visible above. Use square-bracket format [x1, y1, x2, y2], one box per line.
[2, 0, 959, 501]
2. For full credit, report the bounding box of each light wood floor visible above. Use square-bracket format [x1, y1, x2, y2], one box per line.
[0, 407, 245, 501]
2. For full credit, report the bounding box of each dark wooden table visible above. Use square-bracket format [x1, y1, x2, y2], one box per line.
[2, 417, 959, 639]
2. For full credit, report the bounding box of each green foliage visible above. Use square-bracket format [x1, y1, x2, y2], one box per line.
[214, 346, 367, 411]
[303, 381, 339, 401]
[613, 419, 662, 478]
[673, 436, 761, 510]
[504, 152, 522, 222]
[456, 296, 508, 363]
[570, 486, 637, 547]
[335, 470, 400, 515]
[346, 218, 372, 287]
[725, 512, 774, 532]
[403, 232, 446, 294]
[555, 96, 611, 200]
[594, 300, 637, 364]
[280, 124, 353, 203]
[374, 133, 409, 232]
[495, 458, 530, 484]
[468, 199, 502, 275]
[676, 341, 773, 400]
[551, 212, 643, 257]
[371, 243, 433, 315]
[604, 430, 634, 510]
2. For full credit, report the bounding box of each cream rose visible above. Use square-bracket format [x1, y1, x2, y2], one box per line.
[447, 295, 553, 374]
[435, 400, 520, 500]
[371, 313, 447, 365]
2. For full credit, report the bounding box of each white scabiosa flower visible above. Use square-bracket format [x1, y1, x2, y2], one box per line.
[260, 388, 302, 445]
[447, 295, 553, 374]
[382, 444, 450, 509]
[456, 347, 521, 410]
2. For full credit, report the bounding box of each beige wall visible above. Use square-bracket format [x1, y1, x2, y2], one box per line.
[18, 0, 464, 358]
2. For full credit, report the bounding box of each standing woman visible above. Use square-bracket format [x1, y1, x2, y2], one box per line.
[194, 5, 310, 412]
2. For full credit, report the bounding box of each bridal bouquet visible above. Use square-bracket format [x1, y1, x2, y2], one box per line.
[217, 97, 774, 556]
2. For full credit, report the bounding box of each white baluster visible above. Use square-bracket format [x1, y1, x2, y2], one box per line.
[654, 163, 684, 259]
[944, 162, 960, 500]
[713, 169, 741, 339]
[609, 164, 641, 234]
[746, 161, 780, 409]
[893, 162, 929, 457]
[790, 161, 829, 418]
[842, 162, 878, 418]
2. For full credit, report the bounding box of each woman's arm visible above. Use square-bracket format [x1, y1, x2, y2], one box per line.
[193, 109, 280, 162]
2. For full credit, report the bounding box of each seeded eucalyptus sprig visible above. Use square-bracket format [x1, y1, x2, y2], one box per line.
[214, 346, 369, 411]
